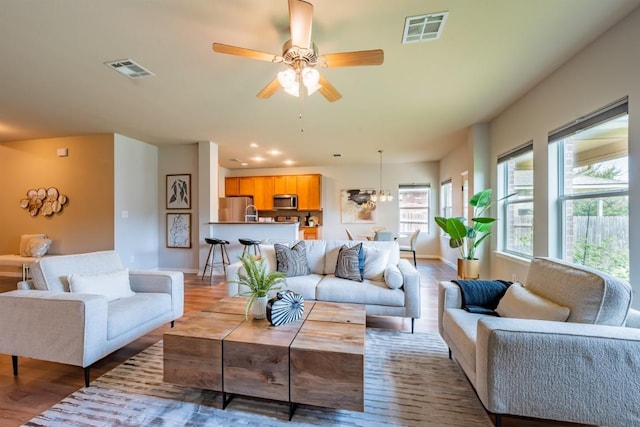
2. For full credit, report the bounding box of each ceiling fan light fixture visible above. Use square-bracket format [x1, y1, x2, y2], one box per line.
[278, 69, 300, 96]
[302, 67, 321, 95]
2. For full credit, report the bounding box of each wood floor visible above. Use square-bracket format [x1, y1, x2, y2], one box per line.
[0, 260, 592, 427]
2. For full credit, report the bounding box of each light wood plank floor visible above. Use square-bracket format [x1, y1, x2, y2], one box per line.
[0, 260, 592, 426]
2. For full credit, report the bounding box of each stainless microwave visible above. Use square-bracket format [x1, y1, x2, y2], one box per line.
[273, 194, 298, 210]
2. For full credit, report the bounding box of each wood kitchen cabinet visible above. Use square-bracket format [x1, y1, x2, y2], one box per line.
[297, 174, 322, 211]
[225, 174, 322, 210]
[301, 226, 320, 240]
[225, 177, 240, 196]
[274, 175, 297, 195]
[253, 176, 274, 211]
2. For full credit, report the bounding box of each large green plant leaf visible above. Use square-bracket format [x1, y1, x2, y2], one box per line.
[445, 218, 467, 240]
[469, 188, 492, 208]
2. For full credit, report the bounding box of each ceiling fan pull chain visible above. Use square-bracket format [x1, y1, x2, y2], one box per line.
[299, 81, 305, 132]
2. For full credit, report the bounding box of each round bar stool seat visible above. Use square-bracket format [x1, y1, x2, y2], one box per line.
[202, 237, 231, 283]
[239, 238, 261, 258]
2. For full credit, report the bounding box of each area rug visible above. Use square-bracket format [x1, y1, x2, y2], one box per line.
[24, 329, 492, 427]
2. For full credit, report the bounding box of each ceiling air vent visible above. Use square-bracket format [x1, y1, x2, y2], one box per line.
[402, 12, 448, 44]
[104, 59, 155, 79]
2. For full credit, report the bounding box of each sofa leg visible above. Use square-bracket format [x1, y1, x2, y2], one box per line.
[84, 367, 90, 387]
[448, 348, 452, 359]
[411, 318, 415, 334]
[171, 320, 175, 328]
[494, 413, 502, 427]
[12, 355, 18, 376]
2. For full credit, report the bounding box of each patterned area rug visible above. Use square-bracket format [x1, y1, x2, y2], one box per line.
[24, 329, 492, 427]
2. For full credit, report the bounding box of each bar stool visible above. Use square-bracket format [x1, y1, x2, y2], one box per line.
[239, 238, 261, 259]
[202, 237, 230, 283]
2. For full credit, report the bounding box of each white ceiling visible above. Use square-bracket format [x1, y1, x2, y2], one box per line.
[1, 0, 638, 169]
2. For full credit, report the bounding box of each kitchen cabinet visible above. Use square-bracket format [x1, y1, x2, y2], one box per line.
[301, 226, 320, 240]
[226, 174, 322, 210]
[297, 174, 322, 211]
[238, 177, 255, 196]
[225, 177, 240, 196]
[253, 176, 274, 211]
[274, 175, 297, 195]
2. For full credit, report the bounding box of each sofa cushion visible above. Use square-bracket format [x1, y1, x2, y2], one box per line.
[335, 244, 363, 282]
[68, 269, 135, 302]
[496, 283, 570, 321]
[384, 265, 403, 289]
[31, 251, 125, 292]
[107, 293, 172, 339]
[303, 240, 327, 275]
[363, 246, 390, 281]
[316, 275, 405, 307]
[275, 241, 310, 277]
[525, 257, 632, 325]
[282, 273, 323, 300]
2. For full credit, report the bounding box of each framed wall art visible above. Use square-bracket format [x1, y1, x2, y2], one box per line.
[166, 174, 191, 209]
[341, 189, 377, 223]
[166, 213, 191, 248]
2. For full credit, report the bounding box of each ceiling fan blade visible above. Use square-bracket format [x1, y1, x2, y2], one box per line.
[318, 76, 342, 102]
[257, 77, 282, 99]
[212, 43, 280, 63]
[322, 49, 384, 67]
[289, 0, 313, 49]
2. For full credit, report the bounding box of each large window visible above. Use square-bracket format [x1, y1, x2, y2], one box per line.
[550, 99, 629, 278]
[498, 143, 534, 257]
[398, 185, 430, 234]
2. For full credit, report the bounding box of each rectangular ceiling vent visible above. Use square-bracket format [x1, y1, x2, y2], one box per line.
[402, 12, 448, 44]
[104, 59, 155, 79]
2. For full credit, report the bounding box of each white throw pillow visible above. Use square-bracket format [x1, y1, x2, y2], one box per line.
[258, 244, 277, 273]
[24, 237, 52, 257]
[68, 269, 135, 302]
[384, 265, 403, 289]
[496, 283, 570, 322]
[363, 246, 390, 281]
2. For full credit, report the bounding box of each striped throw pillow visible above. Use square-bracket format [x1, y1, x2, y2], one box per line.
[335, 243, 363, 282]
[275, 241, 311, 277]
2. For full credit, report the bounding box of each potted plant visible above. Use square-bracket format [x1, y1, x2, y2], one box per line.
[435, 188, 510, 279]
[232, 255, 286, 319]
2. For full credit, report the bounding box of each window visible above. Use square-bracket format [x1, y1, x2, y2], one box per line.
[440, 180, 452, 236]
[550, 99, 628, 278]
[398, 185, 430, 234]
[498, 143, 534, 257]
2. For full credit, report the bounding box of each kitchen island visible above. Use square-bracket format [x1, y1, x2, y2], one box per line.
[207, 221, 300, 263]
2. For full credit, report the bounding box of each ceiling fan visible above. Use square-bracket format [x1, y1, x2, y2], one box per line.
[212, 0, 384, 102]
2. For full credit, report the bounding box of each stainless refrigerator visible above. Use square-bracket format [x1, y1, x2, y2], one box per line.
[219, 196, 253, 222]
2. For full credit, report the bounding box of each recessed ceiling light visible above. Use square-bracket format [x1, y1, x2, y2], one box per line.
[250, 142, 259, 148]
[284, 160, 295, 165]
[241, 162, 248, 166]
[104, 59, 155, 79]
[251, 156, 265, 162]
[269, 150, 281, 156]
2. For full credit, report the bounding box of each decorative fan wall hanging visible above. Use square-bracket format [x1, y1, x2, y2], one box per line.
[212, 0, 384, 102]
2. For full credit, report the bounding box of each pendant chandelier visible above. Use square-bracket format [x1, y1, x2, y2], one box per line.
[370, 150, 393, 203]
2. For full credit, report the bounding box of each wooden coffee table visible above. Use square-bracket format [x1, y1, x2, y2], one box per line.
[163, 296, 365, 419]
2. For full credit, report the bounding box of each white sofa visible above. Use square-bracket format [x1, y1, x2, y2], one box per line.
[226, 239, 421, 332]
[0, 250, 184, 386]
[439, 257, 640, 427]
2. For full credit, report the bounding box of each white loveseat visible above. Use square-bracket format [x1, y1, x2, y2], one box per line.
[226, 240, 421, 332]
[439, 257, 640, 427]
[0, 250, 184, 386]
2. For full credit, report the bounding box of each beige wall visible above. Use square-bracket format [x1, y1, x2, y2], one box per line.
[0, 135, 114, 256]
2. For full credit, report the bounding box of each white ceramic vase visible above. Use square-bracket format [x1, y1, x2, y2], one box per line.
[252, 296, 268, 320]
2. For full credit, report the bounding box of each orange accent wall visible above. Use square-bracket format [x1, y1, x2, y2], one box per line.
[0, 135, 115, 256]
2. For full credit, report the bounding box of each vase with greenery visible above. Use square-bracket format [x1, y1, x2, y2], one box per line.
[232, 255, 286, 319]
[435, 189, 511, 265]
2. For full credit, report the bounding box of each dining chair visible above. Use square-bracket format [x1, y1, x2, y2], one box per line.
[345, 229, 355, 240]
[399, 229, 421, 266]
[373, 231, 394, 241]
